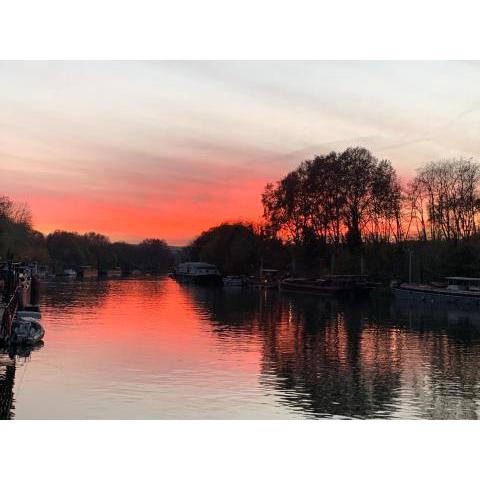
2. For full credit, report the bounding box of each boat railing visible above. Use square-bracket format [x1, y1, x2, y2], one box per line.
[0, 286, 20, 342]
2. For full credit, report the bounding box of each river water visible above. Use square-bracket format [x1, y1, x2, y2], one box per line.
[2, 276, 480, 419]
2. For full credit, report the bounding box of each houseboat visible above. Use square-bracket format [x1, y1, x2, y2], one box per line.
[173, 262, 222, 285]
[393, 277, 480, 304]
[280, 275, 372, 296]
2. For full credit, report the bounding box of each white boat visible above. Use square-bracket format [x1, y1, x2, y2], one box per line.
[173, 262, 222, 285]
[394, 277, 480, 304]
[63, 268, 77, 278]
[10, 317, 44, 345]
[17, 310, 41, 320]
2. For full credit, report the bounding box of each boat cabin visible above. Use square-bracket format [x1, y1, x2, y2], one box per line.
[446, 277, 480, 292]
[175, 262, 220, 276]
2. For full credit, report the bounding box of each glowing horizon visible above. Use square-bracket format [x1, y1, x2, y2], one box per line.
[2, 61, 480, 245]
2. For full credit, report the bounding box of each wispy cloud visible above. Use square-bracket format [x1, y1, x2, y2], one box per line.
[1, 61, 479, 243]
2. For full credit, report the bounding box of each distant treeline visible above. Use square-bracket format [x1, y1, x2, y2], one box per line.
[189, 147, 480, 281]
[0, 196, 173, 273]
[46, 231, 174, 274]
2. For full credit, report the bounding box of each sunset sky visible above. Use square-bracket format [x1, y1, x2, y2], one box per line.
[2, 61, 480, 245]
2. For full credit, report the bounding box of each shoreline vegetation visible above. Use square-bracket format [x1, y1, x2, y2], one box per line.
[0, 196, 174, 275]
[3, 146, 480, 282]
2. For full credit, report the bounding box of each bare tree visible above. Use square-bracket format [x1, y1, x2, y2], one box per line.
[411, 158, 480, 241]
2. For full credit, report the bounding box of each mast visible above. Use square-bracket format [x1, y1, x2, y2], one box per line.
[408, 249, 413, 284]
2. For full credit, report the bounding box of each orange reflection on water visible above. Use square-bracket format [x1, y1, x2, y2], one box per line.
[41, 278, 263, 381]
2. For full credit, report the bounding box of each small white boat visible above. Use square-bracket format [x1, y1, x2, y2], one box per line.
[17, 310, 42, 320]
[63, 268, 77, 278]
[10, 318, 45, 345]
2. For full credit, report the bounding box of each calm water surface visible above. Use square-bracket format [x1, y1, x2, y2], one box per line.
[2, 276, 480, 419]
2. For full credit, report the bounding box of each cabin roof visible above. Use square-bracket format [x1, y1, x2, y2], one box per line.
[179, 262, 217, 268]
[446, 276, 480, 281]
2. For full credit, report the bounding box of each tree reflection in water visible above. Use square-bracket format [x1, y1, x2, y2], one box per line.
[188, 286, 480, 419]
[0, 354, 15, 420]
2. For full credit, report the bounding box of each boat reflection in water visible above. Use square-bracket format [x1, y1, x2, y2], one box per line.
[0, 343, 44, 420]
[8, 277, 480, 419]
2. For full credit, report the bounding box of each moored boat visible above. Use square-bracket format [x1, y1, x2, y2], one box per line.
[1, 262, 45, 346]
[77, 265, 98, 278]
[99, 267, 122, 278]
[172, 262, 222, 285]
[10, 317, 44, 345]
[394, 277, 480, 304]
[280, 274, 371, 296]
[17, 310, 41, 320]
[63, 268, 77, 278]
[247, 269, 282, 289]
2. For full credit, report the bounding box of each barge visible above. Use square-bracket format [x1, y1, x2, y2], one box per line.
[394, 277, 480, 304]
[280, 275, 372, 296]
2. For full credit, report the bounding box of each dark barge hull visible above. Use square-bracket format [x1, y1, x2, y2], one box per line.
[173, 274, 222, 285]
[280, 282, 371, 297]
[394, 285, 480, 304]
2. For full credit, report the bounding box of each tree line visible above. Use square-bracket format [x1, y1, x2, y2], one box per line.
[0, 196, 49, 263]
[191, 147, 480, 280]
[187, 222, 287, 275]
[262, 147, 480, 245]
[0, 195, 173, 273]
[46, 231, 173, 274]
